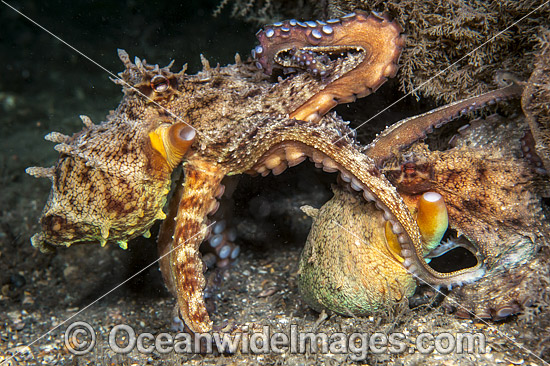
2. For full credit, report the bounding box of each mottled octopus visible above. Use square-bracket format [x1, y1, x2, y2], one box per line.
[27, 10, 549, 336]
[300, 55, 550, 319]
[301, 108, 550, 320]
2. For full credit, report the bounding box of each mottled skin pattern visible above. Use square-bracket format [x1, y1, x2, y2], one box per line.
[300, 187, 416, 315]
[390, 117, 549, 320]
[300, 96, 549, 319]
[296, 41, 549, 319]
[32, 12, 464, 334]
[26, 105, 178, 250]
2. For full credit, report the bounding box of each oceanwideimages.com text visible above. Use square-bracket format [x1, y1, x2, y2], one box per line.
[65, 321, 486, 360]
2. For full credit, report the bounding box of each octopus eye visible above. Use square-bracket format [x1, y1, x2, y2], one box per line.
[151, 75, 169, 93]
[416, 192, 449, 251]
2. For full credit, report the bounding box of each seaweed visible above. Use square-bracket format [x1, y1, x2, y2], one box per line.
[330, 0, 550, 102]
[213, 0, 325, 25]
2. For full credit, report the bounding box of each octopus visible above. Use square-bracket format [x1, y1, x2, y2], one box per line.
[300, 76, 550, 319]
[25, 10, 548, 336]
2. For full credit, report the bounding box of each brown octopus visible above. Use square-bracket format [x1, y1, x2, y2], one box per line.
[300, 72, 550, 320]
[28, 11, 515, 334]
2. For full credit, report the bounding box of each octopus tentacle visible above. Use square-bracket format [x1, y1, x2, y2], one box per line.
[158, 161, 227, 334]
[425, 236, 479, 260]
[255, 11, 404, 123]
[227, 115, 484, 287]
[201, 220, 240, 269]
[157, 172, 185, 296]
[521, 130, 546, 173]
[164, 113, 486, 333]
[365, 81, 525, 167]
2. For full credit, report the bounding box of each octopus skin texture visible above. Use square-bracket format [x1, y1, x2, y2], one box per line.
[26, 100, 196, 251]
[299, 186, 417, 316]
[390, 117, 549, 320]
[28, 10, 502, 334]
[300, 80, 550, 320]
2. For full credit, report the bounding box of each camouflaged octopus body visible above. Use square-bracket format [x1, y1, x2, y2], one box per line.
[300, 187, 416, 315]
[34, 12, 458, 334]
[300, 111, 550, 319]
[297, 39, 550, 319]
[27, 98, 174, 251]
[430, 117, 550, 319]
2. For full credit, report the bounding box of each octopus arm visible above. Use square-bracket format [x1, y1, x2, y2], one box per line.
[522, 40, 550, 174]
[158, 161, 227, 334]
[157, 172, 185, 296]
[366, 81, 525, 168]
[230, 114, 484, 287]
[256, 11, 404, 123]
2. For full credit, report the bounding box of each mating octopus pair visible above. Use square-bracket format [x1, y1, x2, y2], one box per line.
[27, 11, 549, 333]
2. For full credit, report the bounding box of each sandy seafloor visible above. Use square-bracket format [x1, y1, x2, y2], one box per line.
[0, 1, 549, 365]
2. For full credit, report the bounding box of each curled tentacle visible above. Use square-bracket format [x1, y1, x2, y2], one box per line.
[164, 113, 488, 332]
[255, 11, 404, 123]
